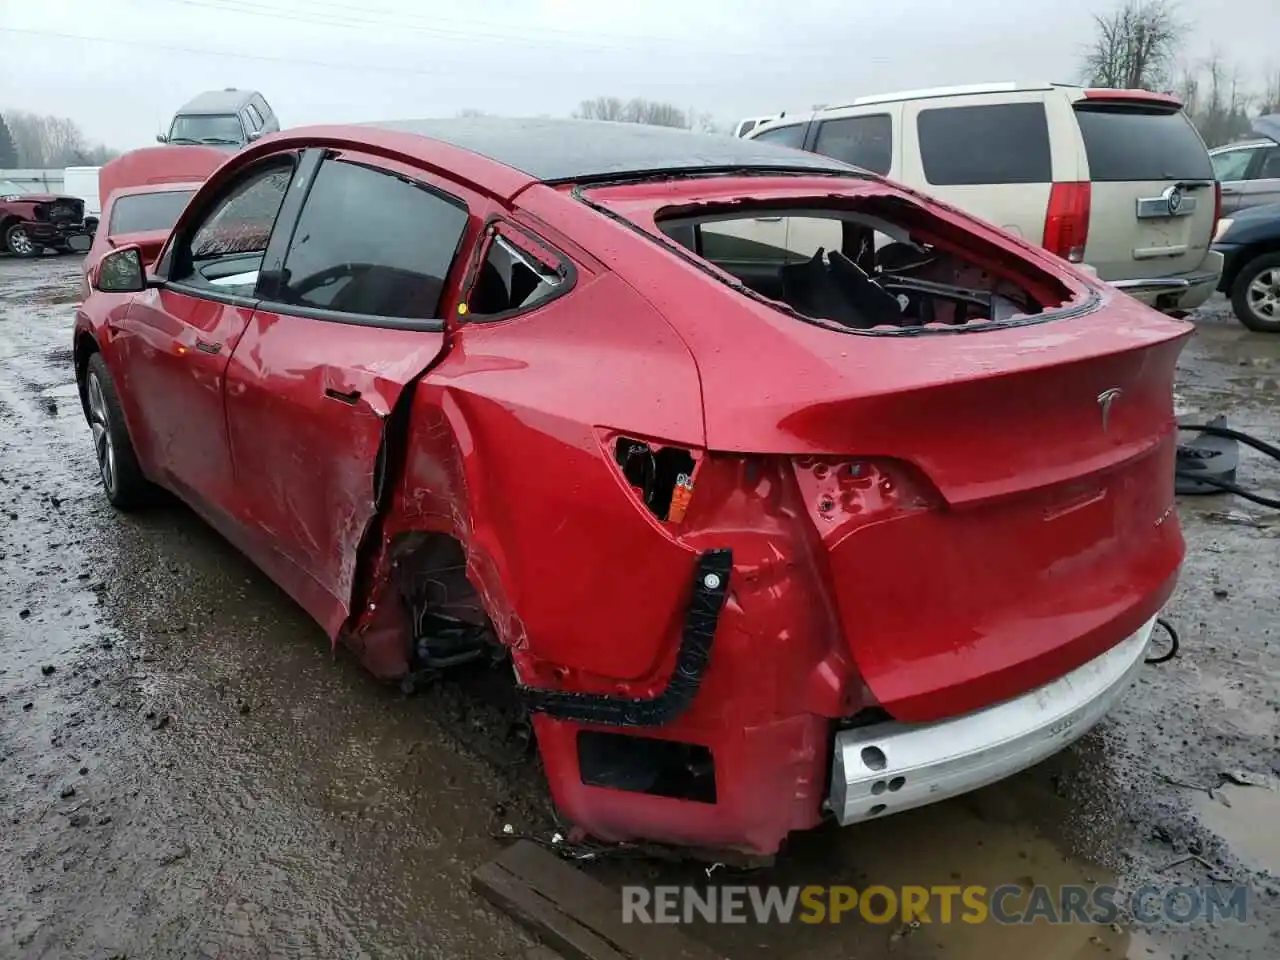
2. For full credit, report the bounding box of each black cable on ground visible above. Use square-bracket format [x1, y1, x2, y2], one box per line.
[1145, 618, 1180, 665]
[1176, 423, 1280, 510]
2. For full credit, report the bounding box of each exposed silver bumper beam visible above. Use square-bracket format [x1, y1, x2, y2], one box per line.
[828, 617, 1156, 825]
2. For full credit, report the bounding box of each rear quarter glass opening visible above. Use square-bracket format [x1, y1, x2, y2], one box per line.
[1072, 103, 1214, 182]
[628, 189, 1084, 334]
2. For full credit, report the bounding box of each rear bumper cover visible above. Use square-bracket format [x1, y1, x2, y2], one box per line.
[1109, 254, 1223, 311]
[828, 615, 1155, 825]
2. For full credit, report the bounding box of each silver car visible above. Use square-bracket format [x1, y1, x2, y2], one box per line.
[1211, 115, 1280, 215]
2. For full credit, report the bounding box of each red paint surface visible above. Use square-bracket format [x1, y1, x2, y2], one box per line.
[74, 126, 1191, 856]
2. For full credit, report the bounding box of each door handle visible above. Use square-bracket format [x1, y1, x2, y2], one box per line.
[1220, 186, 1241, 195]
[324, 387, 362, 406]
[194, 339, 222, 355]
[754, 216, 783, 222]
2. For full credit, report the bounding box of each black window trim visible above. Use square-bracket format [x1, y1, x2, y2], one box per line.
[251, 151, 472, 332]
[155, 148, 311, 312]
[457, 213, 579, 325]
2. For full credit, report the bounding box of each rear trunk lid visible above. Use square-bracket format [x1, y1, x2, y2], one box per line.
[708, 292, 1188, 723]
[575, 177, 1191, 723]
[1071, 92, 1216, 281]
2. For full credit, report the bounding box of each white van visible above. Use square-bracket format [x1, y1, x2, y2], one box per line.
[63, 166, 102, 232]
[741, 81, 1223, 313]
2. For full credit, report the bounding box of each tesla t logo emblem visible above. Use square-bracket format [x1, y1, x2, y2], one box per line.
[1097, 388, 1123, 432]
[1163, 184, 1183, 215]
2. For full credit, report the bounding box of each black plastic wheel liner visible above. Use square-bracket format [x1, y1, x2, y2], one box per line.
[517, 549, 732, 727]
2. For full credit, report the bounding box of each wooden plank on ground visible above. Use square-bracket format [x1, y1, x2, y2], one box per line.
[471, 840, 727, 960]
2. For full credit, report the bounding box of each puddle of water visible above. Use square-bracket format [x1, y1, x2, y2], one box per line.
[1195, 783, 1280, 875]
[657, 790, 1136, 960]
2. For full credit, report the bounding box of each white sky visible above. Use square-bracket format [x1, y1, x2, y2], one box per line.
[2, 0, 1275, 149]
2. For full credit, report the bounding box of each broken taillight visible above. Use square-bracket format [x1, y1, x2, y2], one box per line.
[791, 457, 937, 534]
[607, 434, 701, 525]
[1042, 182, 1091, 263]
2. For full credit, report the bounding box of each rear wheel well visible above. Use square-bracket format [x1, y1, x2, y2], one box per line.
[74, 331, 100, 416]
[1225, 240, 1280, 291]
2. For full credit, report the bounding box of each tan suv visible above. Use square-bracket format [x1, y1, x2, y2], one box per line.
[742, 81, 1223, 314]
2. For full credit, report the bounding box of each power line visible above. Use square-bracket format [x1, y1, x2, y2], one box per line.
[0, 25, 460, 77]
[148, 0, 699, 51]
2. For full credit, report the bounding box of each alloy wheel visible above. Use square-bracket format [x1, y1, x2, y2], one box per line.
[8, 227, 34, 256]
[1246, 268, 1278, 324]
[86, 372, 116, 495]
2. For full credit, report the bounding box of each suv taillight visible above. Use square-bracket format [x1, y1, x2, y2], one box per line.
[1213, 180, 1222, 226]
[1042, 182, 1091, 263]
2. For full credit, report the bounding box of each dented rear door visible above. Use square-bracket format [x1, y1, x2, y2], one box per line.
[223, 152, 478, 638]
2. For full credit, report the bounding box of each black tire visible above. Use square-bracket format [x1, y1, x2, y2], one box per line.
[83, 353, 153, 509]
[1230, 252, 1280, 334]
[4, 222, 39, 258]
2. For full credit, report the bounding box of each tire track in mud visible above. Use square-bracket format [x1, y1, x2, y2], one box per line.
[0, 257, 550, 959]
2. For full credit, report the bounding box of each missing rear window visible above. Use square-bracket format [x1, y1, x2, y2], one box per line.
[658, 202, 1066, 331]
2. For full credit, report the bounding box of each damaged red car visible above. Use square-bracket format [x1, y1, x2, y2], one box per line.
[73, 119, 1188, 858]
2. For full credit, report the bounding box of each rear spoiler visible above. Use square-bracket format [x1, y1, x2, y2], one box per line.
[1080, 89, 1184, 112]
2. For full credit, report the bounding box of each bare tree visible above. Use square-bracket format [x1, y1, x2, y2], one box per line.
[1261, 63, 1280, 115]
[573, 97, 627, 122]
[0, 111, 119, 167]
[0, 114, 17, 168]
[1176, 51, 1258, 147]
[573, 97, 693, 129]
[1082, 0, 1182, 91]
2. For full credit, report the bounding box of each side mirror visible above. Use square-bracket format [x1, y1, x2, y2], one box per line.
[95, 246, 148, 294]
[155, 133, 169, 144]
[66, 234, 92, 254]
[246, 129, 262, 142]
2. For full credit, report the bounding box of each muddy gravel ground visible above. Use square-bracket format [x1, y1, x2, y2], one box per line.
[2, 253, 1279, 960]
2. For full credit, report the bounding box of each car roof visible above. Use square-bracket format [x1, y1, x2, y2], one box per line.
[177, 89, 259, 115]
[361, 117, 856, 184]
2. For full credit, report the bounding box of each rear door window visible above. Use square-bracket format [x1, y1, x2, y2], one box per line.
[1211, 148, 1256, 182]
[917, 102, 1052, 185]
[1258, 148, 1280, 179]
[752, 124, 807, 150]
[276, 158, 469, 321]
[1073, 106, 1213, 181]
[813, 114, 892, 174]
[109, 190, 195, 234]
